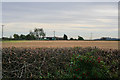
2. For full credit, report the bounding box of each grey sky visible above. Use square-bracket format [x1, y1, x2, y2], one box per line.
[1, 0, 120, 2]
[1, 2, 118, 39]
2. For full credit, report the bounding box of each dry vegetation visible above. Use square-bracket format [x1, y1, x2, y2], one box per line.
[2, 47, 120, 79]
[2, 40, 119, 49]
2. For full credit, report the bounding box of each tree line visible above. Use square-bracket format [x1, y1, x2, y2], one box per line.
[2, 28, 84, 40]
[13, 28, 46, 40]
[63, 34, 84, 40]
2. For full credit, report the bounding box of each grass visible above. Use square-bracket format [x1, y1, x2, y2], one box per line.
[2, 40, 30, 43]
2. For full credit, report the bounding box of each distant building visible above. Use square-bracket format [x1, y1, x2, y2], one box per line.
[45, 37, 64, 40]
[45, 37, 55, 40]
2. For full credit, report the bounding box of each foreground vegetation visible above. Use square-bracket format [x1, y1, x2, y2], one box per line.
[2, 47, 119, 79]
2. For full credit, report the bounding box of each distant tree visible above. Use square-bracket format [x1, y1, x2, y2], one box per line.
[29, 31, 34, 35]
[34, 28, 46, 40]
[63, 34, 68, 40]
[31, 35, 36, 40]
[2, 37, 9, 40]
[78, 36, 84, 40]
[70, 38, 74, 40]
[25, 34, 31, 40]
[74, 39, 77, 40]
[41, 32, 46, 39]
[100, 37, 107, 40]
[20, 34, 26, 40]
[13, 34, 19, 40]
[34, 28, 39, 39]
[29, 31, 36, 40]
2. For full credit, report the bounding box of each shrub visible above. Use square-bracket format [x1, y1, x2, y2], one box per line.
[60, 53, 111, 79]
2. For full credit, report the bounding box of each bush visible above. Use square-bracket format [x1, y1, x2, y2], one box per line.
[59, 53, 111, 79]
[78, 36, 84, 40]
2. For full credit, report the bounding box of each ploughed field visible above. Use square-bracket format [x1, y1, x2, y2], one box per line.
[2, 40, 119, 49]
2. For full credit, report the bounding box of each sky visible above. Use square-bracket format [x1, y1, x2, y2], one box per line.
[1, 2, 118, 39]
[1, 0, 120, 2]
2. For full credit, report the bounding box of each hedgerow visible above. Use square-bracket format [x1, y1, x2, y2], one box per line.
[2, 47, 120, 79]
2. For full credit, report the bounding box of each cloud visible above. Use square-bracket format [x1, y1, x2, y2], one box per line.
[2, 0, 120, 2]
[2, 2, 118, 39]
[3, 22, 118, 38]
[2, 2, 118, 23]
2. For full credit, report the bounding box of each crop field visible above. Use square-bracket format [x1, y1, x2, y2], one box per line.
[2, 40, 119, 49]
[1, 40, 120, 79]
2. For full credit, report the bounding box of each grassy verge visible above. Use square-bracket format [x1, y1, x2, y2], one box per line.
[2, 40, 30, 43]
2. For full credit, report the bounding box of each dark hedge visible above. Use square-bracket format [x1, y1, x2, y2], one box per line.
[2, 47, 120, 79]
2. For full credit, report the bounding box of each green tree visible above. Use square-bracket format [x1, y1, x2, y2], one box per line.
[29, 31, 36, 40]
[100, 37, 107, 40]
[78, 36, 84, 40]
[13, 34, 19, 40]
[63, 34, 68, 40]
[41, 32, 46, 39]
[25, 34, 31, 40]
[34, 28, 46, 40]
[20, 34, 26, 40]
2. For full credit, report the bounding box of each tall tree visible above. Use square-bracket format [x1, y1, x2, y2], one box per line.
[41, 32, 46, 39]
[63, 34, 68, 40]
[34, 28, 39, 40]
[34, 28, 46, 40]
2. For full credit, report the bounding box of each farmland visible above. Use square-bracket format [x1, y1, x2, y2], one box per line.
[2, 40, 119, 49]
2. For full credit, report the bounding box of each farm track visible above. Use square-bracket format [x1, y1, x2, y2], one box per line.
[2, 41, 119, 49]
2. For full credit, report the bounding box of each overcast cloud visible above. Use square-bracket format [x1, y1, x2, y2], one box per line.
[1, 0, 120, 2]
[1, 2, 118, 39]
